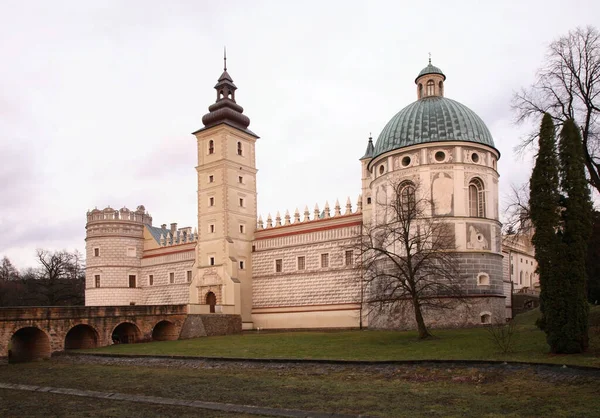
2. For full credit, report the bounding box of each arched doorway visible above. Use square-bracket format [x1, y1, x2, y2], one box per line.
[206, 291, 216, 313]
[112, 322, 141, 344]
[152, 320, 178, 341]
[65, 324, 99, 350]
[9, 327, 51, 363]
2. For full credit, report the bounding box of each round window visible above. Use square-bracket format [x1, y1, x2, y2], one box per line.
[379, 165, 385, 175]
[401, 156, 411, 167]
[435, 151, 446, 162]
[471, 152, 479, 163]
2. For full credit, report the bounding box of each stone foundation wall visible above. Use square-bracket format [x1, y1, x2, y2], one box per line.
[179, 314, 241, 338]
[368, 296, 506, 329]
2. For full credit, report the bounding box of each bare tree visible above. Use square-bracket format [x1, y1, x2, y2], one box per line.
[502, 182, 532, 241]
[0, 256, 19, 281]
[34, 249, 85, 306]
[513, 26, 600, 193]
[356, 179, 465, 339]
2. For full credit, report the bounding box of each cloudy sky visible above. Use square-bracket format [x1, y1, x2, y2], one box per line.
[1, 0, 598, 268]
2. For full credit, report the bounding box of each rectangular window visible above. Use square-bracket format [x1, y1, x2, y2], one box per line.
[239, 198, 244, 207]
[209, 256, 215, 266]
[345, 250, 353, 266]
[94, 275, 100, 288]
[238, 176, 243, 184]
[239, 260, 245, 270]
[321, 253, 329, 268]
[239, 224, 245, 234]
[128, 275, 136, 288]
[149, 274, 154, 286]
[275, 259, 283, 273]
[126, 247, 136, 257]
[94, 248, 99, 257]
[209, 175, 214, 183]
[169, 272, 174, 284]
[186, 271, 192, 282]
[297, 256, 305, 271]
[209, 197, 215, 206]
[209, 224, 215, 233]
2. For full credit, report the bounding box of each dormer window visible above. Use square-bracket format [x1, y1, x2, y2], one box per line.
[426, 80, 435, 96]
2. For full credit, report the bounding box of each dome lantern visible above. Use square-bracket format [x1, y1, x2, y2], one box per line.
[415, 56, 446, 99]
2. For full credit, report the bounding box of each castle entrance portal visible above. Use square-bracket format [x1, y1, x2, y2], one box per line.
[206, 292, 216, 313]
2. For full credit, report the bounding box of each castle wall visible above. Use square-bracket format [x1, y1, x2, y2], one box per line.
[368, 295, 506, 329]
[140, 245, 195, 305]
[252, 215, 364, 329]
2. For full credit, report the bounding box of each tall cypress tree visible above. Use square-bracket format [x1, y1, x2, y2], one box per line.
[555, 119, 592, 353]
[529, 113, 561, 333]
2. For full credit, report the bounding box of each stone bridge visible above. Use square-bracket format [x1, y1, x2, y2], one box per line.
[0, 305, 241, 363]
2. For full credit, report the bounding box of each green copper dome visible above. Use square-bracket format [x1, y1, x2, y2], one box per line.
[372, 96, 495, 158]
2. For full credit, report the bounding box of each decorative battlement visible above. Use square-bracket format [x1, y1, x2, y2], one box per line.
[87, 205, 152, 225]
[257, 196, 362, 230]
[154, 224, 198, 247]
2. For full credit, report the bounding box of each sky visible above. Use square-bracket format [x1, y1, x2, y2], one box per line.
[1, 0, 598, 269]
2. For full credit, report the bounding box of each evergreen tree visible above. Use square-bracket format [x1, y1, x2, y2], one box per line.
[587, 210, 600, 304]
[555, 119, 592, 353]
[529, 113, 561, 332]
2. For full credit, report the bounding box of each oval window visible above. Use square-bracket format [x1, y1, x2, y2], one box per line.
[379, 165, 385, 175]
[401, 156, 411, 167]
[471, 152, 479, 163]
[435, 151, 445, 162]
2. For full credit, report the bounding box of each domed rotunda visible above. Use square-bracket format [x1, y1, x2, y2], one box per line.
[360, 60, 505, 329]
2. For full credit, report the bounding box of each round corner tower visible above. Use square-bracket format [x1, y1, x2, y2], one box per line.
[85, 205, 151, 306]
[362, 59, 504, 328]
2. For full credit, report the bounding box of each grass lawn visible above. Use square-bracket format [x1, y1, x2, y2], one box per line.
[0, 359, 599, 417]
[83, 306, 600, 368]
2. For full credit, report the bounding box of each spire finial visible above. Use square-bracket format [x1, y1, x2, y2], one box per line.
[369, 132, 372, 141]
[428, 52, 431, 65]
[224, 46, 227, 71]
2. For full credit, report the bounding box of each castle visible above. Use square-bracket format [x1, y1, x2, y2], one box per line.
[85, 58, 536, 330]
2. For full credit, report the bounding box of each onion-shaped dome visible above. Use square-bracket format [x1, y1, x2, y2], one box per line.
[373, 96, 494, 158]
[193, 57, 257, 137]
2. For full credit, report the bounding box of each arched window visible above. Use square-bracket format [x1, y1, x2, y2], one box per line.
[438, 81, 443, 96]
[397, 181, 416, 215]
[208, 140, 214, 154]
[468, 178, 485, 217]
[418, 83, 423, 99]
[237, 141, 243, 156]
[519, 271, 523, 285]
[426, 80, 435, 96]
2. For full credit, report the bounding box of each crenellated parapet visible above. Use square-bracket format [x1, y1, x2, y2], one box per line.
[87, 205, 152, 225]
[257, 195, 362, 230]
[156, 225, 198, 247]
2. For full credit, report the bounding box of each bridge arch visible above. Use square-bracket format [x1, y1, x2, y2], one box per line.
[111, 322, 141, 344]
[9, 327, 51, 363]
[65, 324, 99, 350]
[152, 320, 179, 341]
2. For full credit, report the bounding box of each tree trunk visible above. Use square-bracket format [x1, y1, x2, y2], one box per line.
[412, 298, 431, 339]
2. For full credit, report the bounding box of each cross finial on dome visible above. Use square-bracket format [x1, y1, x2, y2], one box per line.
[428, 52, 431, 65]
[224, 46, 227, 71]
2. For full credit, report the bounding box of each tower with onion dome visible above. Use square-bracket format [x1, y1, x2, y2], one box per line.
[191, 53, 259, 329]
[360, 59, 505, 328]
